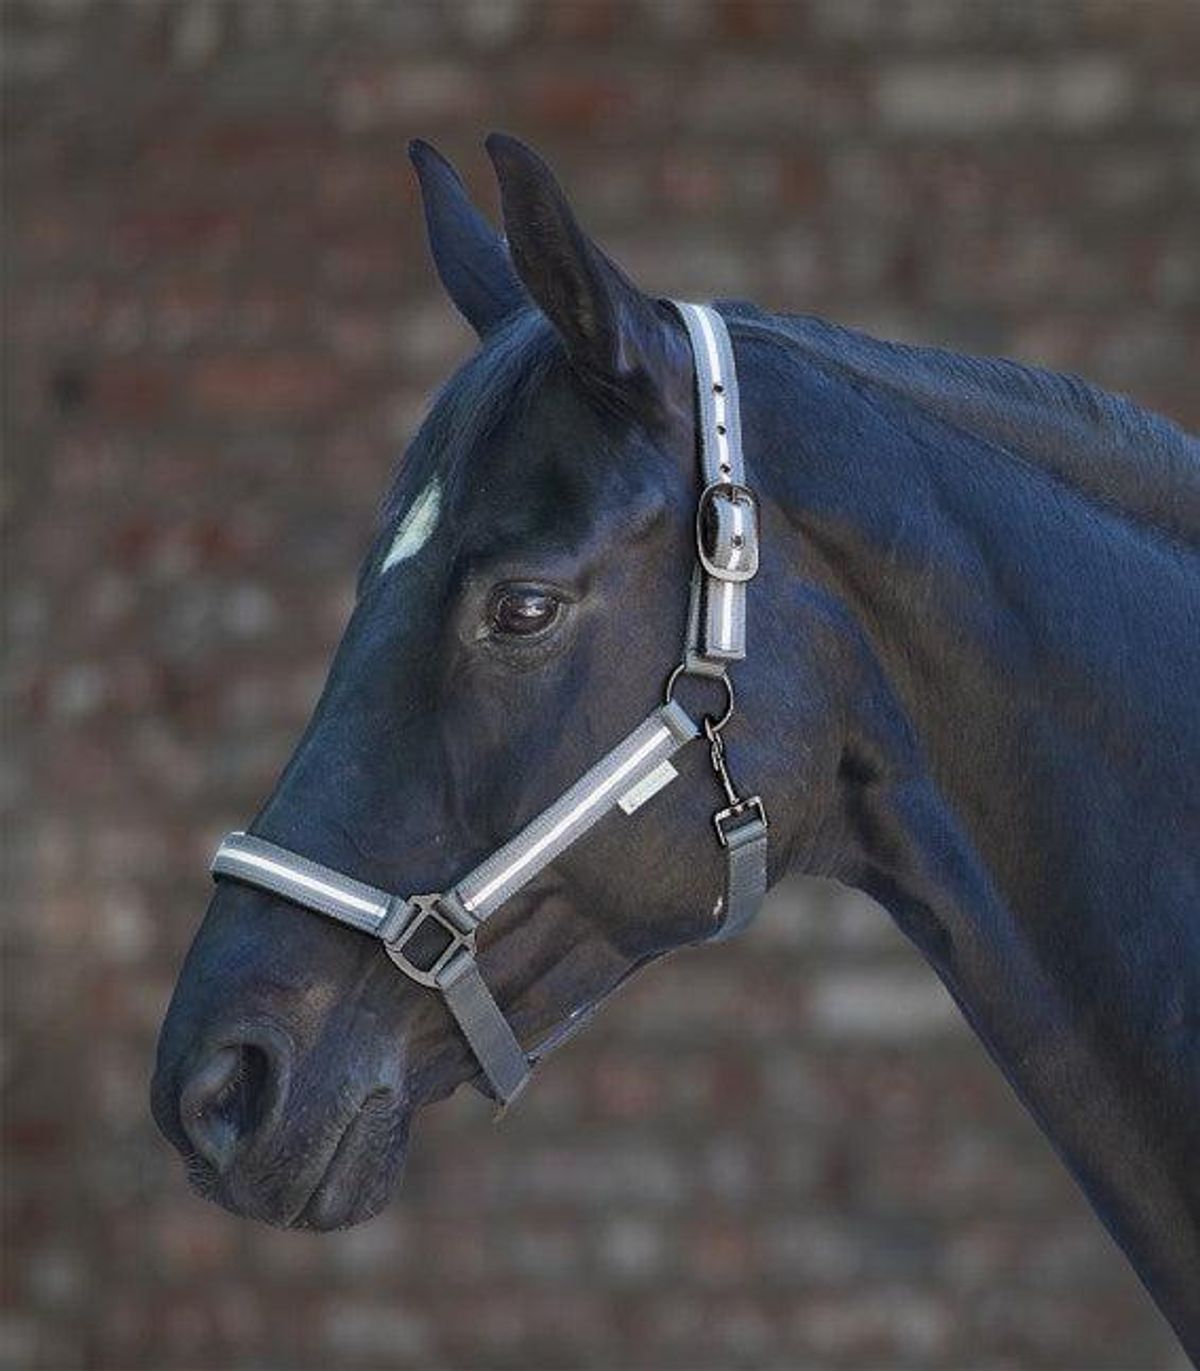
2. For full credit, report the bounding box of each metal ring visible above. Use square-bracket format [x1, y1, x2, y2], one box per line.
[663, 663, 734, 732]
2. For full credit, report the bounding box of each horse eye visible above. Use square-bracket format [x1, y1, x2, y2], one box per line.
[490, 587, 561, 637]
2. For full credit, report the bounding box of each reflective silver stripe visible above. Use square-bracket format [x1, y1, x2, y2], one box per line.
[717, 579, 735, 649]
[211, 833, 390, 935]
[456, 701, 698, 921]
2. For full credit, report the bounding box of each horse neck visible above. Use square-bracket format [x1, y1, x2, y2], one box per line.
[739, 323, 1197, 909]
[739, 326, 1200, 1347]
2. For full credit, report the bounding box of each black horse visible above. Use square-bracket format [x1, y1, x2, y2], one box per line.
[152, 135, 1200, 1353]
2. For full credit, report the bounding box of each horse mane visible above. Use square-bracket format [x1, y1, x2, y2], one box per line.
[722, 302, 1200, 550]
[381, 298, 1200, 557]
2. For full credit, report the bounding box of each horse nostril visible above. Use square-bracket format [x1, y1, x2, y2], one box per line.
[179, 1041, 279, 1174]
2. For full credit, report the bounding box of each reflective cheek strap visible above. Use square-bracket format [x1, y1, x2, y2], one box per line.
[454, 700, 698, 921]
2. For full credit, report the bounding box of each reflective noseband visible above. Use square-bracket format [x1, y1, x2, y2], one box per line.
[210, 302, 768, 1107]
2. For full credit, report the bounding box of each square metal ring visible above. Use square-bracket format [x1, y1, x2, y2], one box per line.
[384, 894, 476, 988]
[713, 796, 768, 848]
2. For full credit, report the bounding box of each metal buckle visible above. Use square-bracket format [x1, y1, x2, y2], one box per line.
[696, 481, 759, 582]
[382, 893, 476, 988]
[713, 796, 768, 847]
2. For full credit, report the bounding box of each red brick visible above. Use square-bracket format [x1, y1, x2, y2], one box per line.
[186, 355, 345, 419]
[88, 362, 174, 423]
[541, 1, 624, 43]
[113, 207, 245, 262]
[523, 74, 632, 132]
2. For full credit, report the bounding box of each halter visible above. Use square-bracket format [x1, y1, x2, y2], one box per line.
[210, 303, 768, 1107]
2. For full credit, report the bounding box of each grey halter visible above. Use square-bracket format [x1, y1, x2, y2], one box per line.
[210, 302, 768, 1107]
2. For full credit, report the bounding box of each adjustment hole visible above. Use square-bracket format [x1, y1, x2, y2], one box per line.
[712, 383, 724, 394]
[716, 424, 727, 435]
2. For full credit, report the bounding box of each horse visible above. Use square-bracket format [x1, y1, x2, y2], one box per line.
[151, 133, 1200, 1354]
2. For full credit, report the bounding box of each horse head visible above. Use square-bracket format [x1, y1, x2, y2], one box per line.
[150, 136, 836, 1228]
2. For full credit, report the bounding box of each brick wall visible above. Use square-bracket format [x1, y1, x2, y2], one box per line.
[5, 2, 1196, 1367]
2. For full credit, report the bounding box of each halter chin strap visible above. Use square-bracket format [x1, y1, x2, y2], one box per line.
[209, 302, 768, 1107]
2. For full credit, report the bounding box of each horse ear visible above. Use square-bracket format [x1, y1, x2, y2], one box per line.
[485, 132, 681, 402]
[409, 139, 526, 338]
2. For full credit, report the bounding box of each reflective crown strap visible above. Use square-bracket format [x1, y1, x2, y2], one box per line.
[670, 302, 753, 665]
[665, 301, 768, 941]
[676, 302, 746, 488]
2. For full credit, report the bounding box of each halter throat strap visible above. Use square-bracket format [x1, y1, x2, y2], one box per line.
[209, 302, 768, 1107]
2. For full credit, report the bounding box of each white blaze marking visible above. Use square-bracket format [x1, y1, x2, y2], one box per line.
[381, 478, 441, 575]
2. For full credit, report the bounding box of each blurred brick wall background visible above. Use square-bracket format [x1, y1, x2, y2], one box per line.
[4, 2, 1197, 1368]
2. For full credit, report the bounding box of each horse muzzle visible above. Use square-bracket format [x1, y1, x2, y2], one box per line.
[151, 1015, 412, 1229]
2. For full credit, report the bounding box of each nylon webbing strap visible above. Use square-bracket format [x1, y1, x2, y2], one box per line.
[439, 953, 531, 1107]
[715, 810, 769, 940]
[671, 301, 750, 668]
